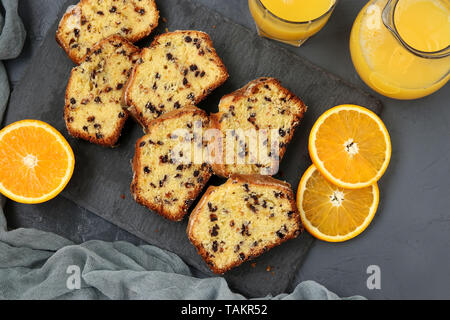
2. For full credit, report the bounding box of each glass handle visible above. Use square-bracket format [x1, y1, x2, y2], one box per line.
[382, 0, 450, 59]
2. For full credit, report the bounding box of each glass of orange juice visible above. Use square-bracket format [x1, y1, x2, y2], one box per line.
[350, 0, 450, 100]
[248, 0, 338, 47]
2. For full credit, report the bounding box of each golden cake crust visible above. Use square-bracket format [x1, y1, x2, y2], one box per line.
[56, 0, 159, 64]
[124, 30, 229, 129]
[131, 106, 213, 221]
[64, 35, 140, 147]
[187, 174, 302, 274]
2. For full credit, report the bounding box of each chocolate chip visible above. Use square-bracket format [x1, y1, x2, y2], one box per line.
[160, 155, 169, 163]
[93, 123, 101, 129]
[118, 112, 125, 118]
[279, 128, 286, 137]
[241, 223, 251, 236]
[174, 101, 181, 109]
[276, 230, 285, 239]
[287, 211, 294, 218]
[159, 175, 168, 187]
[198, 49, 205, 56]
[210, 214, 218, 222]
[74, 28, 80, 37]
[200, 71, 205, 77]
[67, 117, 74, 123]
[183, 78, 188, 86]
[166, 53, 174, 60]
[70, 98, 76, 104]
[243, 184, 250, 192]
[109, 6, 117, 13]
[96, 133, 103, 139]
[208, 202, 218, 212]
[274, 191, 285, 198]
[190, 64, 198, 71]
[143, 166, 151, 174]
[116, 83, 123, 90]
[157, 141, 164, 146]
[239, 253, 245, 260]
[187, 93, 195, 100]
[193, 170, 200, 177]
[97, 11, 104, 15]
[94, 97, 101, 103]
[211, 224, 220, 237]
[185, 182, 194, 188]
[212, 241, 218, 252]
[82, 126, 88, 132]
[185, 36, 192, 43]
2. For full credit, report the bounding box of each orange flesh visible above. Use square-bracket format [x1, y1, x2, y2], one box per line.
[314, 109, 388, 185]
[301, 167, 376, 237]
[0, 126, 70, 198]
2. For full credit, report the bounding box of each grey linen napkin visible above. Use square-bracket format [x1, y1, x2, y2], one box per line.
[0, 0, 364, 300]
[0, 0, 25, 124]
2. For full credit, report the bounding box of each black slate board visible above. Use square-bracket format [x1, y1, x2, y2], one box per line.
[4, 0, 382, 297]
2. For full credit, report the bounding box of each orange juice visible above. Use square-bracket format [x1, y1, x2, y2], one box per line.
[249, 0, 337, 46]
[350, 0, 450, 100]
[260, 0, 336, 22]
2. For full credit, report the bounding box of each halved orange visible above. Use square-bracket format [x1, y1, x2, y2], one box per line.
[0, 120, 75, 204]
[309, 105, 391, 189]
[297, 165, 379, 242]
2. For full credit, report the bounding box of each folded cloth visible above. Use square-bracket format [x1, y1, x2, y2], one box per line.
[0, 0, 364, 300]
[0, 204, 364, 300]
[0, 0, 26, 124]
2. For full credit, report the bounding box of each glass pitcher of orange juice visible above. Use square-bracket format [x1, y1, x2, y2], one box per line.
[248, 0, 338, 47]
[350, 0, 450, 100]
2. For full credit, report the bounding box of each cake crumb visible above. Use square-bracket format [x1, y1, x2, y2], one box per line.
[165, 28, 169, 33]
[120, 194, 126, 200]
[266, 265, 272, 272]
[162, 17, 167, 23]
[251, 263, 256, 268]
[212, 25, 216, 29]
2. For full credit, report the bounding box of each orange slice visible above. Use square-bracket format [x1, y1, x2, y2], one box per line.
[309, 104, 391, 189]
[0, 120, 75, 204]
[297, 165, 379, 242]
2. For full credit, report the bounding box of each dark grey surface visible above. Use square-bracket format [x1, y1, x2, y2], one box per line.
[4, 0, 450, 299]
[3, 0, 382, 298]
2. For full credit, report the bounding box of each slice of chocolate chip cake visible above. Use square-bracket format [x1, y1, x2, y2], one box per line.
[187, 174, 302, 274]
[210, 78, 307, 177]
[65, 35, 140, 146]
[124, 30, 229, 128]
[56, 0, 158, 64]
[131, 106, 213, 221]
